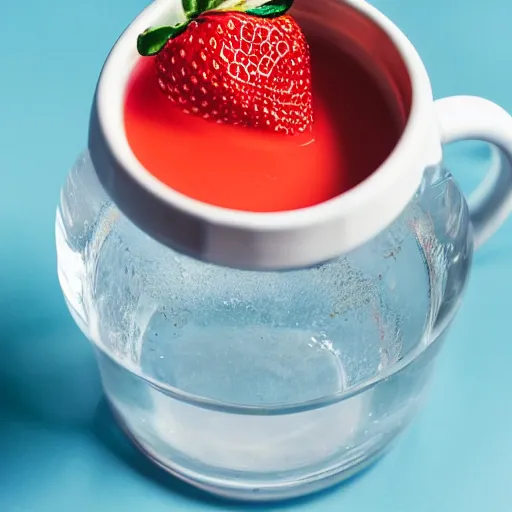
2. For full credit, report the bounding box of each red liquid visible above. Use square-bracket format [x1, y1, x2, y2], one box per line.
[124, 37, 402, 212]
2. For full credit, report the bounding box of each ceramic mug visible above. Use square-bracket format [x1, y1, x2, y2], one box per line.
[90, 0, 512, 270]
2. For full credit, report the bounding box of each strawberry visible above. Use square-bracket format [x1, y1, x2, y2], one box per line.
[137, 0, 313, 135]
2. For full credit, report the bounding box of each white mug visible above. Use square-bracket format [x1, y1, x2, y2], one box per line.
[89, 0, 512, 269]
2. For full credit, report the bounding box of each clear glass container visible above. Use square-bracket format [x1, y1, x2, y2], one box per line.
[56, 151, 472, 500]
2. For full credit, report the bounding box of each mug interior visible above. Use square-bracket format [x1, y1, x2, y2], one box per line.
[123, 0, 414, 193]
[293, 0, 413, 139]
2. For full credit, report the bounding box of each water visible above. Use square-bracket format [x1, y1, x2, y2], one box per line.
[141, 324, 347, 404]
[90, 206, 423, 406]
[58, 198, 423, 401]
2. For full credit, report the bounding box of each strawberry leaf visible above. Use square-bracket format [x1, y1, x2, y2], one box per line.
[246, 0, 294, 18]
[137, 24, 189, 56]
[182, 0, 200, 17]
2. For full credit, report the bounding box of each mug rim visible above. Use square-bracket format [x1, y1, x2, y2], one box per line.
[90, 0, 443, 269]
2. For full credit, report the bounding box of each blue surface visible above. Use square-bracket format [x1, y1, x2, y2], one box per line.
[1, 0, 512, 510]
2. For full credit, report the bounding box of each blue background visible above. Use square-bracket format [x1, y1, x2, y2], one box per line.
[1, 0, 512, 510]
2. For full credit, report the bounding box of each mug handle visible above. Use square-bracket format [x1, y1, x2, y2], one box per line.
[435, 95, 512, 250]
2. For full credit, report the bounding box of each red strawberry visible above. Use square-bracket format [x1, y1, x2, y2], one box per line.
[137, 0, 313, 135]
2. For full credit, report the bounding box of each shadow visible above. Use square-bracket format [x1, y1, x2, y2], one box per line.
[93, 399, 383, 510]
[0, 310, 102, 429]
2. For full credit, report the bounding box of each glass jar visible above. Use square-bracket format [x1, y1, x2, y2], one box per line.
[56, 150, 471, 500]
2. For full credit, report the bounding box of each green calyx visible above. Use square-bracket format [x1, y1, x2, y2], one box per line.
[182, 0, 227, 19]
[137, 0, 294, 56]
[137, 24, 189, 56]
[246, 0, 294, 18]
